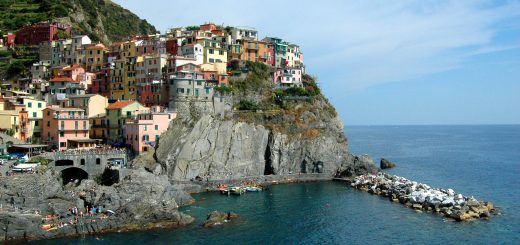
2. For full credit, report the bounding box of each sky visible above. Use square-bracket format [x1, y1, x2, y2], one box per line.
[113, 0, 520, 125]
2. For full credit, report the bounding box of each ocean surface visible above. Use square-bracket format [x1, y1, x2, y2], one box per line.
[31, 125, 520, 244]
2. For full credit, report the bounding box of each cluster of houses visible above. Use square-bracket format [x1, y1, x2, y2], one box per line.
[0, 22, 305, 155]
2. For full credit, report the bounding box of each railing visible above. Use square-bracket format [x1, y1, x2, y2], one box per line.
[53, 115, 88, 120]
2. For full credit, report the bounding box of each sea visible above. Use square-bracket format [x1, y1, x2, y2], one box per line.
[31, 125, 520, 244]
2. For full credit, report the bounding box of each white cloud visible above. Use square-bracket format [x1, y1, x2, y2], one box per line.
[115, 0, 520, 91]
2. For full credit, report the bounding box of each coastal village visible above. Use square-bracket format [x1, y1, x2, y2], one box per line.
[0, 21, 305, 177]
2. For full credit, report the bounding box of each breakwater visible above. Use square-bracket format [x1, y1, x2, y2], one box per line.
[348, 173, 496, 221]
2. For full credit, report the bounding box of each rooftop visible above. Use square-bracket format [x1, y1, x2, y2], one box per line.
[49, 76, 77, 83]
[106, 100, 136, 110]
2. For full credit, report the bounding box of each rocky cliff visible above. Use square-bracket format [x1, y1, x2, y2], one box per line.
[0, 169, 194, 242]
[155, 83, 377, 181]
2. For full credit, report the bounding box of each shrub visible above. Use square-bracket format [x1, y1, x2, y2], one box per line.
[214, 85, 234, 94]
[285, 87, 308, 96]
[238, 100, 258, 110]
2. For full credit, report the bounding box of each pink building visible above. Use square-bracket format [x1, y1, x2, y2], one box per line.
[125, 106, 176, 153]
[273, 67, 303, 87]
[42, 106, 95, 150]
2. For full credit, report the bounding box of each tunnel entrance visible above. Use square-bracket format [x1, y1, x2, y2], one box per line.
[61, 167, 89, 185]
[55, 159, 74, 166]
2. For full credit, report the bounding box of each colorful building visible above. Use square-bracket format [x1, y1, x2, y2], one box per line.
[125, 106, 176, 153]
[85, 43, 108, 72]
[15, 22, 71, 46]
[105, 101, 147, 144]
[273, 67, 304, 87]
[42, 107, 90, 150]
[202, 39, 227, 64]
[67, 94, 108, 118]
[20, 98, 46, 143]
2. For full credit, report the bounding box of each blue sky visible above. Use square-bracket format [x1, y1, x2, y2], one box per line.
[114, 0, 520, 125]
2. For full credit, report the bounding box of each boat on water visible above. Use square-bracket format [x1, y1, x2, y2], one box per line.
[245, 186, 263, 192]
[230, 186, 245, 195]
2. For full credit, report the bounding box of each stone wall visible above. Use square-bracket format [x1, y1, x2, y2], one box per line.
[45, 151, 127, 178]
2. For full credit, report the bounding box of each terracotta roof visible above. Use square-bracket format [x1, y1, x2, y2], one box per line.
[86, 43, 106, 50]
[106, 101, 135, 110]
[49, 76, 77, 83]
[62, 64, 82, 71]
[111, 41, 125, 46]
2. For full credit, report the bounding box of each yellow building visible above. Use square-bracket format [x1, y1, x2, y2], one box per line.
[124, 56, 137, 101]
[105, 101, 147, 144]
[203, 39, 227, 64]
[89, 113, 106, 140]
[21, 98, 46, 143]
[85, 43, 108, 72]
[111, 59, 126, 100]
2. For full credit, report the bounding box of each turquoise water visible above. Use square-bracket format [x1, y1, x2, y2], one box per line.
[31, 125, 520, 244]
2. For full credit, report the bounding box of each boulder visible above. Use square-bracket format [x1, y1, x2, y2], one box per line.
[202, 211, 238, 227]
[380, 158, 397, 169]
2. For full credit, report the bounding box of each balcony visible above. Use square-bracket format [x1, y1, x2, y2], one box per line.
[54, 115, 88, 120]
[59, 127, 89, 131]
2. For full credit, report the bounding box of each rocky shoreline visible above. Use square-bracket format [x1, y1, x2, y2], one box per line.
[347, 173, 496, 221]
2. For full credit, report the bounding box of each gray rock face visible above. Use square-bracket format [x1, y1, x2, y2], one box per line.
[0, 169, 194, 242]
[156, 113, 378, 181]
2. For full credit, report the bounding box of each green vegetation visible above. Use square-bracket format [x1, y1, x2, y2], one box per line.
[214, 85, 234, 94]
[186, 26, 200, 31]
[0, 0, 156, 79]
[0, 0, 156, 43]
[29, 156, 50, 165]
[238, 100, 259, 110]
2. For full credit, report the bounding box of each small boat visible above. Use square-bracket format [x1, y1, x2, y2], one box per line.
[220, 189, 230, 195]
[230, 186, 245, 195]
[245, 186, 262, 192]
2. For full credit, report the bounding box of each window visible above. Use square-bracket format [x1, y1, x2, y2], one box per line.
[33, 112, 37, 118]
[35, 121, 39, 126]
[47, 121, 50, 127]
[219, 50, 224, 55]
[197, 81, 202, 86]
[28, 102, 32, 108]
[75, 121, 78, 130]
[83, 121, 86, 129]
[96, 158, 100, 165]
[61, 121, 64, 129]
[155, 135, 159, 141]
[209, 49, 214, 54]
[209, 58, 214, 63]
[144, 125, 147, 131]
[38, 103, 42, 108]
[60, 131, 64, 137]
[81, 159, 85, 165]
[155, 125, 158, 130]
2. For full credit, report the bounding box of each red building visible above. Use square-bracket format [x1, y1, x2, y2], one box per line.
[15, 22, 71, 46]
[165, 39, 179, 55]
[3, 33, 16, 48]
[89, 63, 112, 97]
[200, 23, 218, 32]
[136, 81, 169, 107]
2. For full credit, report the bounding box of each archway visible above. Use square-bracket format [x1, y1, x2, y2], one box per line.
[61, 167, 89, 185]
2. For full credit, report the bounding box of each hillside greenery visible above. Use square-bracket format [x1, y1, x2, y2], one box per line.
[0, 0, 156, 80]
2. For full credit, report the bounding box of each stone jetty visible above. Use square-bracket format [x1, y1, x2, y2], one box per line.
[349, 173, 495, 221]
